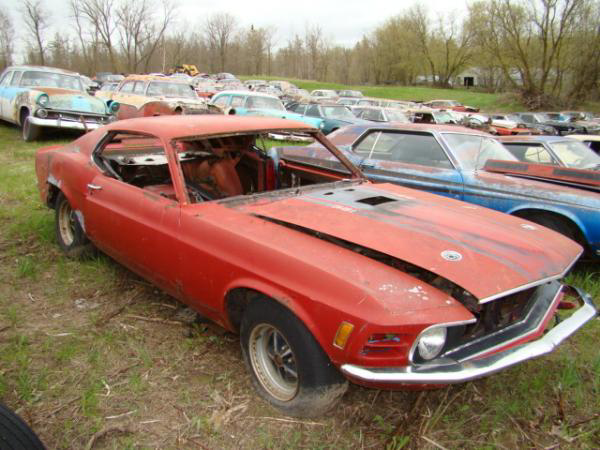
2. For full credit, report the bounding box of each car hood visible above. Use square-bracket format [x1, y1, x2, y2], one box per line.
[33, 88, 108, 114]
[231, 183, 580, 302]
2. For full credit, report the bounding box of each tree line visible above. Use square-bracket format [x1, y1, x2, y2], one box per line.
[0, 0, 598, 108]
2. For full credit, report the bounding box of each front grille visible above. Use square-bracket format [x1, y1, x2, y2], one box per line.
[439, 281, 561, 362]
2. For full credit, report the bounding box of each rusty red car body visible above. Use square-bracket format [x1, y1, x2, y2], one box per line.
[35, 115, 596, 417]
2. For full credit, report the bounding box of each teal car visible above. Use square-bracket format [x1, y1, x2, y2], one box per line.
[0, 65, 118, 141]
[209, 90, 324, 131]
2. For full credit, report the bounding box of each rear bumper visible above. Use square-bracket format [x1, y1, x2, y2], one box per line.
[340, 286, 596, 384]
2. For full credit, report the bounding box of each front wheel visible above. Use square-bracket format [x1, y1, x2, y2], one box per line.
[21, 112, 42, 142]
[55, 192, 91, 258]
[240, 298, 347, 417]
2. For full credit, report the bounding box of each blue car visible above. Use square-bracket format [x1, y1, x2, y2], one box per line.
[280, 123, 600, 259]
[209, 91, 324, 131]
[285, 102, 370, 134]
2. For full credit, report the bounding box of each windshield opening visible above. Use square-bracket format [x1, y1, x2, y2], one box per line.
[322, 106, 355, 119]
[146, 82, 197, 98]
[245, 96, 284, 110]
[549, 140, 600, 169]
[442, 133, 517, 170]
[20, 71, 83, 91]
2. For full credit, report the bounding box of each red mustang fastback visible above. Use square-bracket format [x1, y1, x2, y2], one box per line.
[35, 116, 597, 417]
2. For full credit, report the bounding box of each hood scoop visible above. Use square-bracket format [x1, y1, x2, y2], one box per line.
[355, 195, 397, 206]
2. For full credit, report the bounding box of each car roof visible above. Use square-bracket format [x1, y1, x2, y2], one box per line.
[339, 122, 488, 135]
[5, 65, 81, 76]
[497, 135, 573, 143]
[214, 90, 278, 99]
[124, 75, 189, 83]
[568, 134, 600, 142]
[104, 115, 315, 140]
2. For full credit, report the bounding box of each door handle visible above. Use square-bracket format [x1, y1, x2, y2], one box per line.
[360, 162, 375, 169]
[87, 183, 102, 191]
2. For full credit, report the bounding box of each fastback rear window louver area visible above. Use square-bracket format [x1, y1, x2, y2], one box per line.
[355, 196, 397, 206]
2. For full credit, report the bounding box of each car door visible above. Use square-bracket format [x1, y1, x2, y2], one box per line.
[351, 130, 464, 200]
[0, 71, 14, 120]
[83, 131, 183, 295]
[0, 71, 26, 123]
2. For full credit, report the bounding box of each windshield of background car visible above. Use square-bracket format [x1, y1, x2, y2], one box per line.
[147, 82, 197, 99]
[442, 133, 518, 170]
[353, 131, 453, 168]
[506, 114, 521, 122]
[244, 96, 284, 110]
[385, 110, 410, 122]
[535, 114, 550, 122]
[20, 71, 83, 90]
[322, 106, 355, 119]
[432, 111, 455, 123]
[549, 140, 600, 169]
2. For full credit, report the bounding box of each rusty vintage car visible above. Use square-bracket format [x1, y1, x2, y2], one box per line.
[95, 75, 212, 120]
[35, 116, 596, 417]
[0, 65, 118, 141]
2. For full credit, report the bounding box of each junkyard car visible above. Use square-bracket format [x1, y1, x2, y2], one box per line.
[352, 106, 410, 123]
[422, 99, 479, 112]
[210, 91, 324, 130]
[464, 114, 533, 136]
[286, 102, 369, 134]
[289, 123, 600, 259]
[309, 89, 339, 103]
[0, 65, 118, 141]
[35, 116, 596, 417]
[95, 75, 211, 120]
[499, 135, 600, 169]
[490, 113, 554, 135]
[515, 112, 600, 136]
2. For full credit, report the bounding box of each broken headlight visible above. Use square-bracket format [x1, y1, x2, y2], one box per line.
[415, 326, 447, 361]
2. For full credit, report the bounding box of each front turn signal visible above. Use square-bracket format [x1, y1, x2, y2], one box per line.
[333, 321, 354, 349]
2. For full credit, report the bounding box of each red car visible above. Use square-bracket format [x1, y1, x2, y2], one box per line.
[35, 116, 596, 417]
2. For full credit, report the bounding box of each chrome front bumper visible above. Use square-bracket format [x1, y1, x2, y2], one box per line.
[29, 116, 106, 131]
[341, 286, 597, 384]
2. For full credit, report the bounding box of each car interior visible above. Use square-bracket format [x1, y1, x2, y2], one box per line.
[94, 131, 352, 204]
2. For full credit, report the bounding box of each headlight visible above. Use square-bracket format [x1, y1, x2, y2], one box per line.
[109, 101, 120, 113]
[415, 327, 447, 360]
[319, 121, 325, 129]
[36, 93, 49, 107]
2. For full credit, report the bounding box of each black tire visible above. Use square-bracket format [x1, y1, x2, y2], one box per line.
[21, 111, 42, 142]
[0, 403, 45, 450]
[240, 297, 348, 418]
[54, 192, 92, 258]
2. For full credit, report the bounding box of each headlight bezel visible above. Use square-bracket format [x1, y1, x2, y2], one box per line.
[36, 93, 50, 107]
[409, 319, 475, 364]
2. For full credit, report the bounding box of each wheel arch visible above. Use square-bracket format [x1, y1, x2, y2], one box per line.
[510, 207, 587, 246]
[223, 282, 327, 352]
[19, 105, 30, 126]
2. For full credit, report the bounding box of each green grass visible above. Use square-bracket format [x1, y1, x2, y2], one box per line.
[0, 122, 598, 448]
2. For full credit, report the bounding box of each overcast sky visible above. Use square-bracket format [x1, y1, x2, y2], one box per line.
[4, 0, 469, 59]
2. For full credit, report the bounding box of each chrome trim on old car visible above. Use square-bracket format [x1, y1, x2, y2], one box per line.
[341, 285, 597, 384]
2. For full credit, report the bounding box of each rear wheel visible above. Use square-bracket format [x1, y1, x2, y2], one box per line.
[21, 111, 42, 142]
[240, 297, 347, 417]
[55, 192, 91, 258]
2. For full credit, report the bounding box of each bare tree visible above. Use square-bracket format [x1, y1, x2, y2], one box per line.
[204, 13, 237, 72]
[0, 11, 14, 70]
[22, 0, 50, 65]
[77, 0, 119, 72]
[468, 0, 589, 107]
[116, 0, 175, 73]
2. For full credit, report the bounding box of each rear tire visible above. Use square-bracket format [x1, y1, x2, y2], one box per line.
[0, 403, 45, 450]
[240, 297, 347, 418]
[54, 192, 92, 258]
